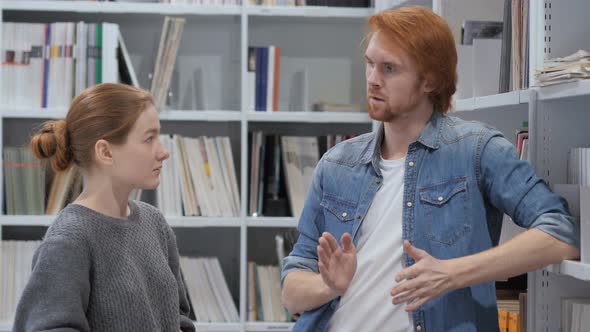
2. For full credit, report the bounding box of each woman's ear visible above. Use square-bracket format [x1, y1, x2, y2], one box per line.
[94, 139, 113, 166]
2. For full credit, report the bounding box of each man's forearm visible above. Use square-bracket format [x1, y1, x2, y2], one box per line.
[452, 228, 580, 289]
[281, 270, 338, 315]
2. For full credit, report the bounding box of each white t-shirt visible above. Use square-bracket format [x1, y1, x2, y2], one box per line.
[327, 156, 413, 332]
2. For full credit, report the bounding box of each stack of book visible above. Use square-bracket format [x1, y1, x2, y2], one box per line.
[1, 22, 120, 109]
[157, 134, 240, 217]
[180, 256, 239, 322]
[535, 50, 590, 87]
[0, 241, 42, 320]
[151, 17, 186, 111]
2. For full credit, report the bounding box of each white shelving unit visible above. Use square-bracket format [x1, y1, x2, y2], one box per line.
[246, 111, 371, 123]
[436, 1, 590, 331]
[2, 1, 590, 331]
[0, 1, 372, 332]
[454, 90, 530, 112]
[0, 1, 243, 15]
[246, 5, 371, 17]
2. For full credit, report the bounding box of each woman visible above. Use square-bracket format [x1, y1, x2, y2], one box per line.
[13, 83, 195, 332]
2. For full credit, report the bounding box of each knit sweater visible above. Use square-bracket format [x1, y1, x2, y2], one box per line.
[13, 200, 195, 332]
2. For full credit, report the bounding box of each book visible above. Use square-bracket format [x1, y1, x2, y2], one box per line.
[461, 20, 503, 45]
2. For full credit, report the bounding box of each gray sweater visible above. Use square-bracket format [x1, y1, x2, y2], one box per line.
[13, 200, 195, 332]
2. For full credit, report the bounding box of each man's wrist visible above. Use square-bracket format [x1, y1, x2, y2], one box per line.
[447, 257, 469, 290]
[318, 273, 341, 299]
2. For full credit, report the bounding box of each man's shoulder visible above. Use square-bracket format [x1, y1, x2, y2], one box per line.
[322, 132, 376, 167]
[441, 114, 501, 144]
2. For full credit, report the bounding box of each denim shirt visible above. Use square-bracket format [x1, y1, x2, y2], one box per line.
[281, 112, 579, 332]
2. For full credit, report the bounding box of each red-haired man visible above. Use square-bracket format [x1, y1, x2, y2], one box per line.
[281, 6, 579, 332]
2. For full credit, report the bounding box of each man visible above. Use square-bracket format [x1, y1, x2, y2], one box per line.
[280, 6, 579, 332]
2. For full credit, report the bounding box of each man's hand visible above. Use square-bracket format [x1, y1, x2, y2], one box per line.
[391, 240, 457, 311]
[317, 232, 357, 297]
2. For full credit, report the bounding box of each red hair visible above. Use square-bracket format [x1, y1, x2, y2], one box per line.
[31, 83, 154, 172]
[368, 6, 457, 113]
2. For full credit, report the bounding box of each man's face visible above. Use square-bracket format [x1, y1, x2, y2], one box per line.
[365, 32, 430, 122]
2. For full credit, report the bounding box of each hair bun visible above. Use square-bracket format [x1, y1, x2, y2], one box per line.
[31, 120, 73, 172]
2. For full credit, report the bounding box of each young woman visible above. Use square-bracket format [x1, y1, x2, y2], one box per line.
[13, 83, 195, 332]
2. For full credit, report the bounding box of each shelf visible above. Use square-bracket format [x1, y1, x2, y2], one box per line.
[0, 215, 242, 228]
[453, 90, 530, 112]
[246, 6, 371, 18]
[0, 1, 242, 15]
[194, 322, 242, 332]
[158, 110, 242, 122]
[550, 260, 590, 282]
[376, 0, 432, 11]
[245, 321, 295, 331]
[0, 321, 241, 332]
[0, 215, 53, 226]
[246, 111, 371, 123]
[0, 109, 241, 121]
[167, 216, 242, 228]
[245, 217, 297, 228]
[1, 108, 68, 119]
[536, 79, 590, 101]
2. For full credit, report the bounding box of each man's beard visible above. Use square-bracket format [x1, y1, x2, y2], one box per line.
[367, 100, 395, 122]
[366, 92, 423, 122]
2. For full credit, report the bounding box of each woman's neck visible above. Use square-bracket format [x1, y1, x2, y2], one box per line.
[74, 173, 131, 219]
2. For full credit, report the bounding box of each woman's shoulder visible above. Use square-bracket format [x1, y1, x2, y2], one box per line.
[44, 204, 93, 244]
[132, 200, 166, 221]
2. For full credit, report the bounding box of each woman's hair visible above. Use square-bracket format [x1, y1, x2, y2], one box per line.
[367, 6, 457, 113]
[30, 83, 154, 172]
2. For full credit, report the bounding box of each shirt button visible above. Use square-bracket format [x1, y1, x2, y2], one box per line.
[416, 325, 422, 331]
[437, 196, 444, 201]
[341, 212, 348, 218]
[407, 202, 413, 207]
[409, 161, 415, 167]
[375, 179, 381, 184]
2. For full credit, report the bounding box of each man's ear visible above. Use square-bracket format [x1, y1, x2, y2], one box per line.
[422, 75, 436, 93]
[94, 139, 113, 166]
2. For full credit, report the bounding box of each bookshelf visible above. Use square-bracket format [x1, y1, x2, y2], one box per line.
[0, 1, 243, 15]
[400, 0, 590, 331]
[2, 1, 590, 332]
[0, 1, 372, 331]
[454, 90, 529, 113]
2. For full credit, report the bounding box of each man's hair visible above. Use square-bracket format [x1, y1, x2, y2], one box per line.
[367, 6, 457, 113]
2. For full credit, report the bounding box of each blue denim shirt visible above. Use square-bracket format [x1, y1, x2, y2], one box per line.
[281, 112, 579, 332]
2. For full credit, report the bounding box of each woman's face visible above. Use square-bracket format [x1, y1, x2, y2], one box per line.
[110, 105, 170, 190]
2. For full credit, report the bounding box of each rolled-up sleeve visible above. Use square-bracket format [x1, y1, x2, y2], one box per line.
[281, 159, 326, 286]
[478, 130, 579, 248]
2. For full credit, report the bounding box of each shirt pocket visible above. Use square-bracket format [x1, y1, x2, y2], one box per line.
[419, 177, 471, 246]
[320, 194, 357, 238]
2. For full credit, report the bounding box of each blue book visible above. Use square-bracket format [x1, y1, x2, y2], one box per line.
[258, 47, 268, 112]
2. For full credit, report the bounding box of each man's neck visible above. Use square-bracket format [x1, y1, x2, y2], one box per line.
[381, 104, 434, 160]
